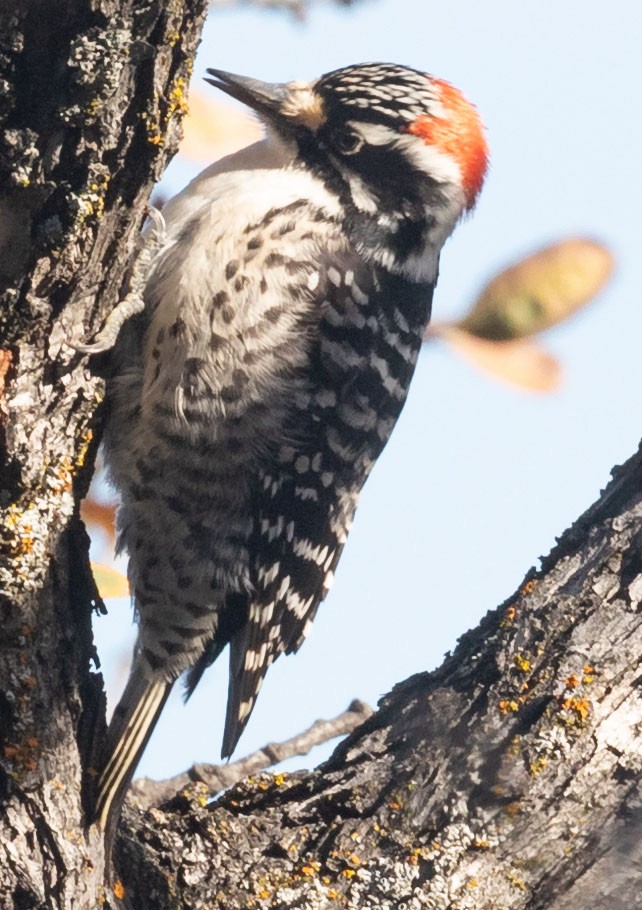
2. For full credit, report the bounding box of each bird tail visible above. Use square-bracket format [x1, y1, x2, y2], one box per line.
[221, 630, 271, 760]
[93, 666, 173, 832]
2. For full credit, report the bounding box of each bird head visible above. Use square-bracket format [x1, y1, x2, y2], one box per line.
[205, 63, 488, 279]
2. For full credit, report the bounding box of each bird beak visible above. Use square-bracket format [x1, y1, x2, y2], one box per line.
[205, 68, 289, 119]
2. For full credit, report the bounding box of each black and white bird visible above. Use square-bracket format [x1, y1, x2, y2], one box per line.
[94, 62, 488, 830]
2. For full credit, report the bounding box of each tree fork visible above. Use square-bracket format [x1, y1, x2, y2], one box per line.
[116, 445, 642, 909]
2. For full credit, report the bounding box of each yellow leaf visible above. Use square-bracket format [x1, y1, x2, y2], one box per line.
[91, 563, 130, 599]
[434, 325, 561, 393]
[178, 89, 262, 162]
[460, 238, 614, 340]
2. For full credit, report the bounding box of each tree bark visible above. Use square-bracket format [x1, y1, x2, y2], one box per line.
[2, 4, 642, 910]
[0, 3, 208, 907]
[114, 445, 642, 909]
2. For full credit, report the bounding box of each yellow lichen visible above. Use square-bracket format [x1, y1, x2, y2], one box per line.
[529, 756, 549, 776]
[76, 428, 93, 468]
[5, 505, 38, 557]
[141, 74, 190, 149]
[501, 605, 517, 627]
[167, 76, 189, 119]
[50, 456, 74, 493]
[560, 696, 591, 723]
[472, 838, 490, 849]
[140, 109, 164, 147]
[582, 664, 596, 684]
[506, 871, 527, 891]
[514, 653, 532, 673]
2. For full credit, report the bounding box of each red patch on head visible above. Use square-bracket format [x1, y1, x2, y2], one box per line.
[406, 78, 488, 210]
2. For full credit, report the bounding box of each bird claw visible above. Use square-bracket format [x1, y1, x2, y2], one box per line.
[71, 205, 167, 354]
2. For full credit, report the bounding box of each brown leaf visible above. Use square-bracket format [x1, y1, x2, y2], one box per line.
[460, 238, 614, 341]
[81, 498, 117, 542]
[179, 89, 262, 162]
[0, 349, 13, 423]
[434, 325, 562, 393]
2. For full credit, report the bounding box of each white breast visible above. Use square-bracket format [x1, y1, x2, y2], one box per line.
[140, 143, 345, 447]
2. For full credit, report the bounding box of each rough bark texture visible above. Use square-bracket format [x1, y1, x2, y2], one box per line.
[114, 446, 642, 909]
[2, 3, 642, 909]
[0, 3, 208, 907]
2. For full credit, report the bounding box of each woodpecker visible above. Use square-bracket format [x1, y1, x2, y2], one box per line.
[94, 62, 488, 830]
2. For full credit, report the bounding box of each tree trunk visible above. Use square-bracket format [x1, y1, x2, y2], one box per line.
[2, 4, 642, 909]
[114, 445, 642, 909]
[0, 3, 207, 906]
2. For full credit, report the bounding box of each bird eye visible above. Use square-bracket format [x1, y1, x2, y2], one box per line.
[332, 127, 363, 155]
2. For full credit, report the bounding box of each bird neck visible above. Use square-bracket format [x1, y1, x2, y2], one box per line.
[289, 146, 461, 286]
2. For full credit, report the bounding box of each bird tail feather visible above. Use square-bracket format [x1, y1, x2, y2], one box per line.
[93, 667, 172, 832]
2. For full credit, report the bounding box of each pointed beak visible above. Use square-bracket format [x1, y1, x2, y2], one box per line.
[205, 68, 289, 119]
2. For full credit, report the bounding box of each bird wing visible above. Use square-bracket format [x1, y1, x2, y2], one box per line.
[221, 260, 434, 757]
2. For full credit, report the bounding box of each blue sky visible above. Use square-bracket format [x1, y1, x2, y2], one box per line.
[93, 0, 642, 781]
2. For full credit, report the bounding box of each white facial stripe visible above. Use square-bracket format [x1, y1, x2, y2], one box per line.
[347, 173, 379, 213]
[402, 133, 463, 187]
[346, 121, 395, 146]
[327, 150, 379, 214]
[346, 122, 463, 190]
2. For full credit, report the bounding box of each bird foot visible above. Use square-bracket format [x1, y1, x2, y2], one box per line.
[71, 205, 167, 354]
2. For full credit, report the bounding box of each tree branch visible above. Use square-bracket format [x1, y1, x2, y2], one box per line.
[130, 699, 373, 808]
[209, 0, 372, 21]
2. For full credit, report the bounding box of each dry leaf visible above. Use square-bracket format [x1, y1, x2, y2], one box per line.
[81, 498, 117, 542]
[179, 89, 262, 162]
[91, 563, 130, 599]
[434, 325, 562, 393]
[460, 238, 614, 341]
[0, 349, 12, 423]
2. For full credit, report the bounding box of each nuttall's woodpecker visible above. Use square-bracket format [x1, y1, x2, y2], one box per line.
[93, 62, 488, 830]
